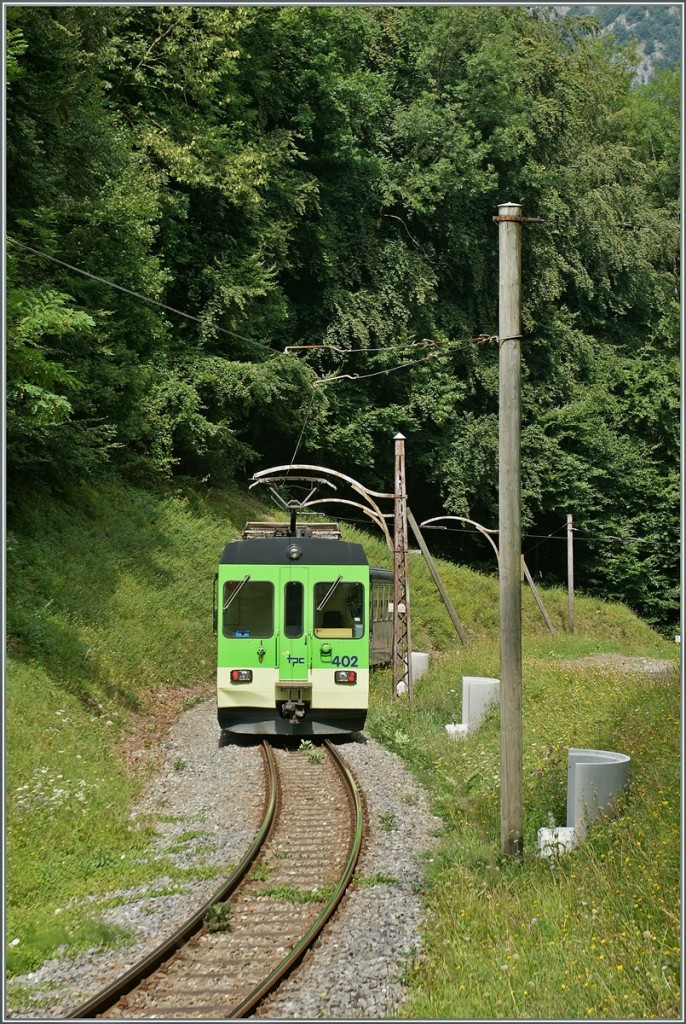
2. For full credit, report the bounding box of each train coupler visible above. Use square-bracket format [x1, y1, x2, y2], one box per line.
[280, 699, 307, 724]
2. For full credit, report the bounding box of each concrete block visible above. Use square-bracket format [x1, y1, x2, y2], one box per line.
[462, 676, 500, 732]
[411, 652, 429, 681]
[445, 723, 469, 740]
[537, 825, 578, 858]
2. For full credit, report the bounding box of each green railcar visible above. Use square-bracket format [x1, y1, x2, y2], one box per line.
[214, 525, 392, 736]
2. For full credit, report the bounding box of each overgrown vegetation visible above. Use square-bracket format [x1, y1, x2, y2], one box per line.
[368, 655, 679, 1019]
[4, 481, 679, 1020]
[204, 901, 232, 933]
[4, 481, 260, 979]
[298, 738, 325, 764]
[253, 883, 335, 904]
[5, 5, 680, 629]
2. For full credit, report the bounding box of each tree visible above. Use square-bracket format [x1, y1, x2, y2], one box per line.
[6, 6, 170, 483]
[5, 5, 679, 626]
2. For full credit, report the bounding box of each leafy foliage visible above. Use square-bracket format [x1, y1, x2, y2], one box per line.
[5, 5, 679, 627]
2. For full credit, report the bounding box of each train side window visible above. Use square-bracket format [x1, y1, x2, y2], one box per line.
[314, 581, 365, 638]
[284, 581, 303, 639]
[223, 580, 274, 638]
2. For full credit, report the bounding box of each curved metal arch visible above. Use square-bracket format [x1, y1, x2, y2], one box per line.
[251, 464, 393, 500]
[302, 498, 394, 553]
[251, 464, 393, 547]
[420, 515, 500, 564]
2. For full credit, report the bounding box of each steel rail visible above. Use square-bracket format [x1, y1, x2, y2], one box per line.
[67, 740, 278, 1019]
[227, 740, 364, 1018]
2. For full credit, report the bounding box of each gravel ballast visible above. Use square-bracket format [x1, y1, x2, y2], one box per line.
[7, 699, 442, 1020]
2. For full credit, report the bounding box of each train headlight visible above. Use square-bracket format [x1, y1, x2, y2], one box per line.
[287, 544, 302, 560]
[334, 670, 357, 684]
[230, 669, 253, 683]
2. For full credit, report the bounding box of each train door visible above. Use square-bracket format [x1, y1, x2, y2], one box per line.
[278, 568, 309, 681]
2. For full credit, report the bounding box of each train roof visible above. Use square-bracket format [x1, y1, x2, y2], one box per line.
[219, 536, 369, 566]
[370, 566, 393, 581]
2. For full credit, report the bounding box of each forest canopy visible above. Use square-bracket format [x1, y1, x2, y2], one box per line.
[5, 5, 680, 629]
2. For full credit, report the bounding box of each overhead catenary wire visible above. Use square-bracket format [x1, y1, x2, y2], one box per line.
[7, 237, 278, 357]
[285, 388, 318, 473]
[522, 521, 569, 557]
[314, 353, 439, 386]
[278, 514, 660, 553]
[284, 339, 442, 356]
[311, 335, 498, 387]
[424, 524, 659, 548]
[9, 237, 502, 381]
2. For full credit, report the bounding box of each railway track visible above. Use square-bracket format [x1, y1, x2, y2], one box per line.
[68, 739, 363, 1020]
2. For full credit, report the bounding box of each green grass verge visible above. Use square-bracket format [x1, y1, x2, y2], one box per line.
[4, 479, 264, 979]
[367, 642, 680, 1018]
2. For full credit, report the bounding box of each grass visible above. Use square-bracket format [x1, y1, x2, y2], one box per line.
[353, 872, 401, 888]
[366, 645, 680, 1018]
[204, 901, 232, 933]
[298, 738, 325, 763]
[379, 811, 400, 831]
[4, 477, 680, 1019]
[4, 479, 264, 979]
[254, 883, 336, 903]
[353, 515, 680, 1018]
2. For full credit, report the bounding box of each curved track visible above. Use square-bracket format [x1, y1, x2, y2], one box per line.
[68, 739, 362, 1019]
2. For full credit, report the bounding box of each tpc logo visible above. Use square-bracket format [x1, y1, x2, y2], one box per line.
[287, 654, 305, 665]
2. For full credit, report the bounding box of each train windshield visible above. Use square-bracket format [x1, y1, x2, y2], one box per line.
[313, 581, 365, 638]
[223, 580, 274, 638]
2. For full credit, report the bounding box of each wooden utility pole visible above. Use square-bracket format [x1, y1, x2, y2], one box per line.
[392, 433, 413, 699]
[567, 514, 575, 633]
[496, 201, 523, 857]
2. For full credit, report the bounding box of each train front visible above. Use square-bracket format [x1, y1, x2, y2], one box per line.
[216, 534, 370, 735]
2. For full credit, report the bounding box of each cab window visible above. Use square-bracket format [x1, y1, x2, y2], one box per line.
[284, 581, 304, 639]
[314, 581, 364, 638]
[223, 580, 273, 638]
